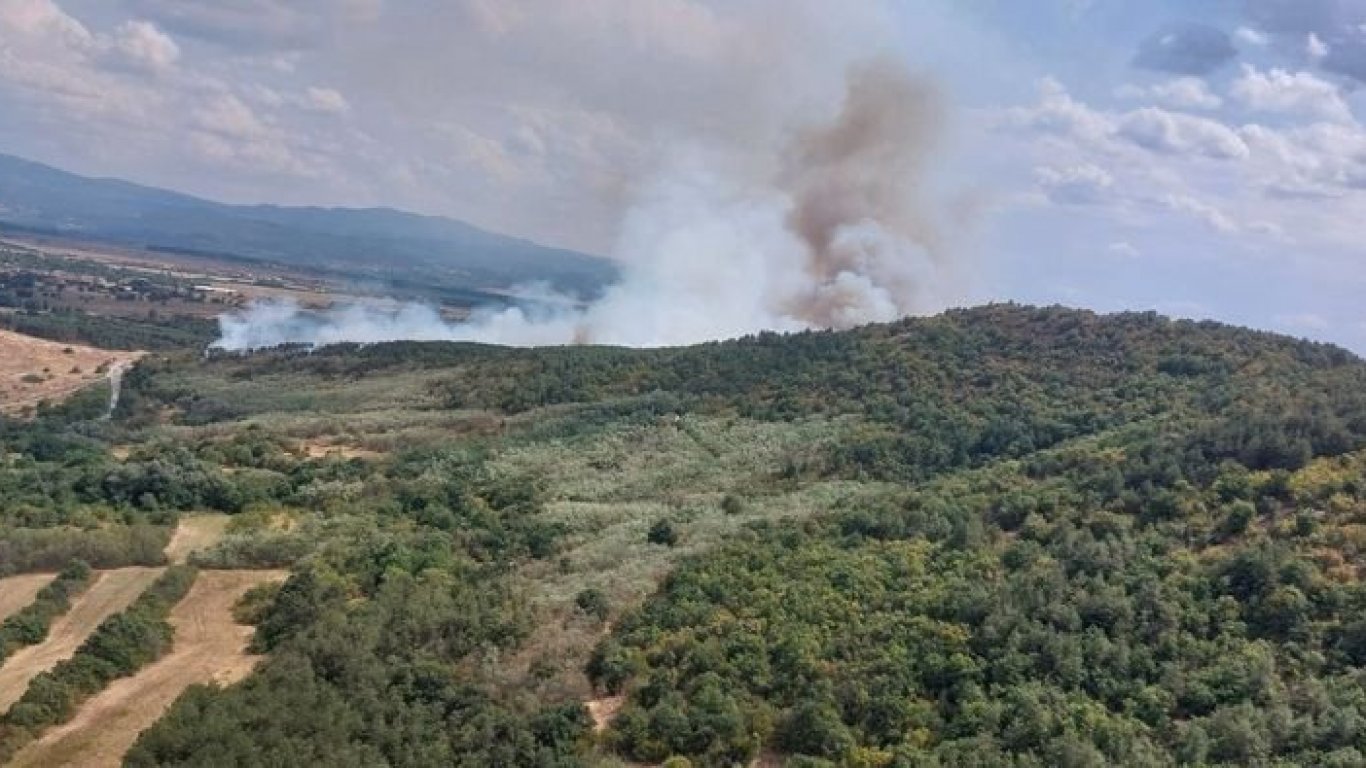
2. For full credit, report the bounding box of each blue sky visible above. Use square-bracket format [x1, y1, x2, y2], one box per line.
[1, 0, 1364, 351]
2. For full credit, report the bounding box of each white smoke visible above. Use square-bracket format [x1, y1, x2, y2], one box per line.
[213, 59, 970, 351]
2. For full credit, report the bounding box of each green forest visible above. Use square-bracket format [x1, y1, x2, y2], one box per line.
[1, 304, 1364, 766]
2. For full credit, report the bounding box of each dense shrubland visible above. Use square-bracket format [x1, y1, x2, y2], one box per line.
[2, 304, 1364, 765]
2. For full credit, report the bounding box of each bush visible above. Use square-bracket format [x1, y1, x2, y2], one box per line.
[575, 588, 611, 622]
[648, 520, 679, 547]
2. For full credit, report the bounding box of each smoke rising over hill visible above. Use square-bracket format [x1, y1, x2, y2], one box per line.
[215, 17, 968, 350]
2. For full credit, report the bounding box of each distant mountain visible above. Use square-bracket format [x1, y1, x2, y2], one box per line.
[0, 153, 618, 300]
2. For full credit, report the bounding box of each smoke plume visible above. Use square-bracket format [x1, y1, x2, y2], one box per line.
[213, 59, 967, 351]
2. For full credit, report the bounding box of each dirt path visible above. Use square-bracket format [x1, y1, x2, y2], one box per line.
[162, 514, 231, 565]
[0, 573, 55, 623]
[0, 567, 163, 712]
[9, 570, 287, 768]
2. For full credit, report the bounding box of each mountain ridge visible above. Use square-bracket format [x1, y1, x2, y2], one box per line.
[0, 152, 618, 299]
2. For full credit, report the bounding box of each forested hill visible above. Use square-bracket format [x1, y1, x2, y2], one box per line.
[6, 305, 1366, 766]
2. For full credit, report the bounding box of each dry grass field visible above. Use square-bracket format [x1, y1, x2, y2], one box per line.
[8, 569, 288, 768]
[0, 329, 141, 416]
[162, 514, 232, 565]
[0, 573, 55, 623]
[0, 567, 163, 711]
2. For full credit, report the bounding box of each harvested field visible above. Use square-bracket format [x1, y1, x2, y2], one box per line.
[9, 570, 288, 768]
[163, 514, 231, 564]
[0, 329, 141, 416]
[0, 567, 162, 711]
[0, 573, 55, 623]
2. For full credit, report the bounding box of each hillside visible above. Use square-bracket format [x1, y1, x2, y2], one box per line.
[0, 305, 1364, 766]
[0, 153, 618, 298]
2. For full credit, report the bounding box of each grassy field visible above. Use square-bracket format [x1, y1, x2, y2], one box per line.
[8, 569, 287, 768]
[0, 574, 54, 623]
[0, 567, 163, 711]
[0, 329, 140, 417]
[162, 514, 232, 565]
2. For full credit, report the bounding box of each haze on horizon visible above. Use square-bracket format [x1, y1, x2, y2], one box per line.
[1, 0, 1365, 353]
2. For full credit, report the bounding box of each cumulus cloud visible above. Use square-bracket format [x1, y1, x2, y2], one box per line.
[1035, 164, 1114, 205]
[1116, 108, 1249, 159]
[1116, 77, 1223, 110]
[1242, 0, 1366, 82]
[1011, 80, 1248, 160]
[302, 86, 348, 114]
[1159, 193, 1238, 233]
[1134, 23, 1237, 75]
[1236, 27, 1269, 47]
[125, 0, 380, 49]
[110, 20, 179, 72]
[1231, 65, 1353, 122]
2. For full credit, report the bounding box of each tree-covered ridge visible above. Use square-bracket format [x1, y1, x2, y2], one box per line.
[591, 440, 1366, 766]
[1, 304, 1363, 766]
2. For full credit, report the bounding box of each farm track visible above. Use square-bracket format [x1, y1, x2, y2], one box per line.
[9, 569, 288, 768]
[0, 573, 55, 623]
[0, 567, 163, 712]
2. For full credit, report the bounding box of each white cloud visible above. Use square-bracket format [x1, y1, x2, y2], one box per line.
[111, 20, 179, 72]
[1117, 77, 1222, 110]
[1107, 241, 1140, 258]
[1116, 108, 1250, 159]
[1159, 193, 1238, 233]
[1235, 27, 1268, 47]
[1230, 65, 1353, 122]
[302, 86, 348, 114]
[1035, 163, 1114, 205]
[1308, 32, 1330, 61]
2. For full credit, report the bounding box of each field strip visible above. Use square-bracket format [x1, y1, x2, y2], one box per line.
[0, 567, 163, 712]
[9, 569, 288, 768]
[0, 573, 55, 623]
[163, 514, 231, 565]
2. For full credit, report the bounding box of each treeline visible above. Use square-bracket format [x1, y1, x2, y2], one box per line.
[0, 308, 217, 351]
[0, 526, 168, 576]
[0, 565, 197, 762]
[0, 561, 92, 662]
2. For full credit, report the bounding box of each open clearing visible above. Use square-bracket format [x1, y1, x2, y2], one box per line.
[0, 329, 142, 416]
[0, 573, 55, 623]
[9, 569, 288, 768]
[162, 514, 231, 564]
[0, 567, 162, 711]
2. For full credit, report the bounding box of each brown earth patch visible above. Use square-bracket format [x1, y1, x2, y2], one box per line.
[587, 694, 625, 733]
[0, 330, 142, 417]
[0, 573, 56, 623]
[8, 569, 288, 768]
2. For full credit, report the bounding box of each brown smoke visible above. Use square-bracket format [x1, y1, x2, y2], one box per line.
[782, 59, 946, 327]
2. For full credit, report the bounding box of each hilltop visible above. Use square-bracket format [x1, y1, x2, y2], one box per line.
[0, 304, 1363, 766]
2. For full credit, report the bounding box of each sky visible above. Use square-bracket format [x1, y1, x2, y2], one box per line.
[1, 0, 1365, 352]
